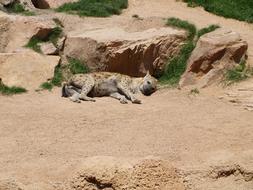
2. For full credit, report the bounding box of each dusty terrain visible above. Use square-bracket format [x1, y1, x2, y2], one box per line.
[0, 0, 253, 189]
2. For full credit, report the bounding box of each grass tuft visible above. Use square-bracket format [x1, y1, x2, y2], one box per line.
[183, 0, 253, 23]
[25, 37, 43, 53]
[57, 0, 128, 17]
[160, 18, 196, 85]
[25, 27, 63, 52]
[48, 27, 63, 45]
[68, 58, 90, 75]
[40, 82, 53, 91]
[40, 65, 63, 91]
[51, 65, 63, 86]
[166, 17, 197, 40]
[0, 81, 27, 95]
[225, 60, 253, 84]
[197, 24, 220, 38]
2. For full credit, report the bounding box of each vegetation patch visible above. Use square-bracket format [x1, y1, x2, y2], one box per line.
[57, 0, 128, 17]
[159, 18, 220, 86]
[40, 82, 54, 91]
[225, 61, 253, 85]
[40, 58, 89, 91]
[183, 0, 253, 23]
[25, 37, 43, 53]
[159, 18, 196, 86]
[25, 27, 63, 52]
[67, 58, 90, 75]
[40, 65, 63, 91]
[0, 80, 27, 95]
[166, 17, 196, 40]
[5, 2, 35, 16]
[197, 24, 220, 38]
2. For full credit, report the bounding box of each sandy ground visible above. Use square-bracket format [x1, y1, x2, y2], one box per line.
[1, 0, 253, 189]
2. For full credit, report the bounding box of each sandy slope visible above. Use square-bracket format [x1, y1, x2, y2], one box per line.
[0, 0, 253, 189]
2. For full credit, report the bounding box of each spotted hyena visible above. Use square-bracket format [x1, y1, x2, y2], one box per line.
[62, 71, 157, 104]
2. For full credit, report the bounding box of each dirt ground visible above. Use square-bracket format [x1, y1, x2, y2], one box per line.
[0, 0, 253, 189]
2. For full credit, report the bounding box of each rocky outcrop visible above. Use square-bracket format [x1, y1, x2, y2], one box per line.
[68, 156, 185, 190]
[0, 13, 57, 53]
[64, 27, 186, 77]
[0, 52, 60, 90]
[179, 29, 248, 88]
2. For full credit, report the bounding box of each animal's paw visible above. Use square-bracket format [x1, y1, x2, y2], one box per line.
[120, 98, 128, 104]
[132, 99, 142, 104]
[70, 97, 81, 103]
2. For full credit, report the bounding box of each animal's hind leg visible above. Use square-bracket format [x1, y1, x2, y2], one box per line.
[110, 92, 128, 104]
[79, 81, 96, 102]
[69, 92, 81, 103]
[64, 85, 82, 103]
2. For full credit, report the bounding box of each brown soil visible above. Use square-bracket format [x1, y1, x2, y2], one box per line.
[0, 0, 253, 189]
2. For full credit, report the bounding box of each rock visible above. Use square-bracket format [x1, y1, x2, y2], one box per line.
[56, 36, 66, 51]
[0, 13, 57, 53]
[64, 27, 186, 77]
[31, 0, 76, 9]
[19, 0, 36, 10]
[179, 29, 248, 88]
[68, 156, 185, 190]
[0, 52, 60, 90]
[0, 0, 15, 6]
[40, 42, 58, 55]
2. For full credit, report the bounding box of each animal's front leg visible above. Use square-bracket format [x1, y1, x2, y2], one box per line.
[110, 92, 128, 104]
[117, 84, 141, 104]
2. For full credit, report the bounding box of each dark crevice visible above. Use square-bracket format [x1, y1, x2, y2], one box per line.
[86, 176, 115, 190]
[31, 0, 49, 9]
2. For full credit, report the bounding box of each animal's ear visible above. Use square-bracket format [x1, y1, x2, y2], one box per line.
[145, 70, 150, 77]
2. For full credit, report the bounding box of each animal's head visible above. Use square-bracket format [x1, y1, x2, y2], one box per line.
[140, 71, 158, 96]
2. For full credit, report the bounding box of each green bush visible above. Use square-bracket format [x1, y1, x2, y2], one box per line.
[57, 0, 128, 17]
[184, 0, 253, 23]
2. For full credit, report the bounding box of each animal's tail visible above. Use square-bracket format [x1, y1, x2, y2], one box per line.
[61, 83, 68, 97]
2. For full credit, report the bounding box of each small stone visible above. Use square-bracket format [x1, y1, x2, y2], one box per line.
[40, 42, 58, 55]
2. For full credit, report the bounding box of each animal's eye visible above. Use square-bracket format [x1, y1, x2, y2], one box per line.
[147, 81, 151, 84]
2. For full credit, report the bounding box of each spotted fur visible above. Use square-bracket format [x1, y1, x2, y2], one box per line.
[62, 72, 157, 104]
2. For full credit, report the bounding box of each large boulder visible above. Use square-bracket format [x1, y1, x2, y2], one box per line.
[179, 29, 248, 88]
[0, 52, 60, 90]
[0, 13, 56, 53]
[68, 156, 185, 190]
[64, 27, 186, 77]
